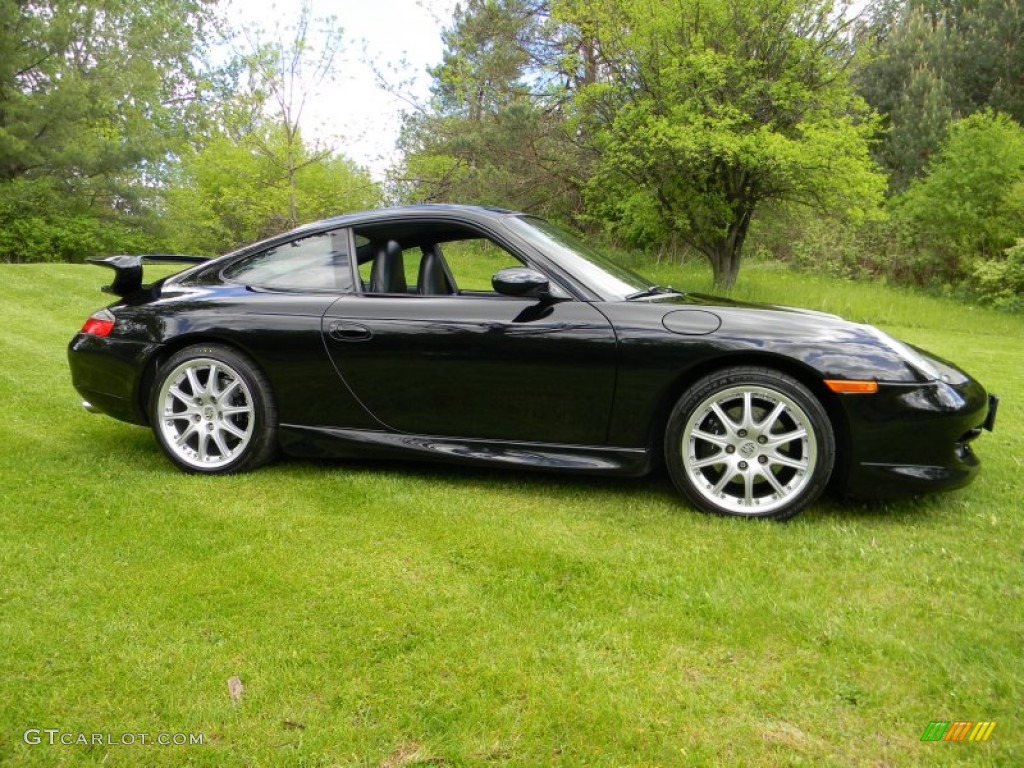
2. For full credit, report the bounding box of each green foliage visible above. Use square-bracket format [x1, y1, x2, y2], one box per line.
[855, 0, 1024, 189]
[0, 178, 163, 263]
[0, 0, 379, 262]
[0, 0, 216, 261]
[159, 0, 382, 256]
[429, 0, 540, 119]
[162, 125, 380, 256]
[0, 0, 213, 182]
[969, 239, 1024, 311]
[745, 205, 893, 283]
[567, 0, 886, 288]
[393, 0, 587, 223]
[893, 111, 1024, 281]
[401, 0, 885, 289]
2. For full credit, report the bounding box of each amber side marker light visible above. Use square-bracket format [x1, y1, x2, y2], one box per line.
[824, 379, 879, 394]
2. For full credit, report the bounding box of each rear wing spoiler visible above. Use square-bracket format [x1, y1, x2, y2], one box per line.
[87, 254, 209, 297]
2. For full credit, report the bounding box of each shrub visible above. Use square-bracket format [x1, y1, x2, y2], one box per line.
[892, 111, 1024, 282]
[968, 239, 1024, 311]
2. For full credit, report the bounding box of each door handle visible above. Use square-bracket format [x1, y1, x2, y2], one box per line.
[328, 321, 372, 342]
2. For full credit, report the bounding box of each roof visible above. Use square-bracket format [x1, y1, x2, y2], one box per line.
[303, 204, 521, 233]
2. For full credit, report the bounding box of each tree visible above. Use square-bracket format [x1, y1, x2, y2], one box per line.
[162, 125, 380, 256]
[563, 0, 885, 288]
[854, 0, 1024, 189]
[392, 0, 587, 223]
[161, 3, 380, 255]
[894, 111, 1024, 281]
[238, 2, 348, 229]
[0, 0, 215, 261]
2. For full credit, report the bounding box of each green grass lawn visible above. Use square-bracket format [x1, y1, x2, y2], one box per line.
[0, 261, 1020, 766]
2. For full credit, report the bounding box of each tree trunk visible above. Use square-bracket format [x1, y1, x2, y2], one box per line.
[286, 128, 298, 228]
[706, 204, 754, 291]
[708, 249, 741, 291]
[288, 156, 297, 228]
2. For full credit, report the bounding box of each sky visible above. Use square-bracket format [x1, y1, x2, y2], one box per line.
[223, 0, 457, 180]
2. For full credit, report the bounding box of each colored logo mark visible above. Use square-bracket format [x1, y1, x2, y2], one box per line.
[921, 721, 996, 742]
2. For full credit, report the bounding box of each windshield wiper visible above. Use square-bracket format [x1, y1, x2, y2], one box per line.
[625, 285, 682, 300]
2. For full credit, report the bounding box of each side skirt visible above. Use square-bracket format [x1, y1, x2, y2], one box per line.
[279, 424, 651, 477]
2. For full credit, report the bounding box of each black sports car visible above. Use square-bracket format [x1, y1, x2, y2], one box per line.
[68, 205, 998, 520]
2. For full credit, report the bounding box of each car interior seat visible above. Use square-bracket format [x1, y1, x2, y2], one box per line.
[369, 240, 407, 293]
[417, 244, 455, 295]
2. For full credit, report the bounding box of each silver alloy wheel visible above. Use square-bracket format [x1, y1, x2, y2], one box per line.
[156, 357, 255, 470]
[681, 384, 818, 515]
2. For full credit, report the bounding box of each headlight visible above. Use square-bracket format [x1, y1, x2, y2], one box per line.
[862, 325, 944, 382]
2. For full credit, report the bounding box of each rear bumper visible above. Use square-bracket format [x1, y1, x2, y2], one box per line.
[839, 376, 996, 499]
[68, 333, 160, 425]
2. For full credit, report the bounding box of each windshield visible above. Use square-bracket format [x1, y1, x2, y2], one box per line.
[503, 215, 655, 300]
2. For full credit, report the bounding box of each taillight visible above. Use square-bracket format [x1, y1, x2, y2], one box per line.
[81, 309, 116, 337]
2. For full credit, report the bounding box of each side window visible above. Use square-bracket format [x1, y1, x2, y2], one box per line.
[353, 226, 528, 296]
[442, 238, 521, 292]
[223, 229, 352, 292]
[355, 238, 419, 291]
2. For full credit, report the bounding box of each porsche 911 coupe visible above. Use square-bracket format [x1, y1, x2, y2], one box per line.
[68, 205, 998, 520]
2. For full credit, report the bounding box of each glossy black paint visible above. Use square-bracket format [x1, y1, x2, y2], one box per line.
[278, 425, 650, 475]
[322, 295, 616, 443]
[68, 204, 995, 499]
[88, 254, 208, 298]
[491, 266, 551, 298]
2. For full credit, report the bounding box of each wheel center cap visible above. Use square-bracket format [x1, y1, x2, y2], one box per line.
[203, 405, 216, 420]
[739, 441, 758, 458]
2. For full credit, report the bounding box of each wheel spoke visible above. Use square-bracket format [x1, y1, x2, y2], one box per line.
[174, 422, 198, 447]
[690, 453, 726, 469]
[185, 367, 204, 398]
[692, 428, 730, 448]
[197, 431, 210, 462]
[218, 378, 241, 401]
[207, 363, 221, 396]
[710, 403, 737, 434]
[740, 392, 754, 429]
[743, 471, 754, 506]
[712, 467, 737, 495]
[758, 467, 786, 495]
[765, 428, 807, 447]
[168, 385, 194, 407]
[211, 429, 231, 458]
[220, 404, 251, 417]
[220, 419, 248, 440]
[759, 401, 786, 432]
[768, 452, 809, 470]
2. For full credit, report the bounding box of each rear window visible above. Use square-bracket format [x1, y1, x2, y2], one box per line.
[222, 229, 353, 292]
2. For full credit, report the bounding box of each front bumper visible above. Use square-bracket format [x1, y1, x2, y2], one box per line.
[839, 377, 997, 499]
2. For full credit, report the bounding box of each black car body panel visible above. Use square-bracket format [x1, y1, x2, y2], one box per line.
[321, 295, 617, 443]
[68, 204, 996, 504]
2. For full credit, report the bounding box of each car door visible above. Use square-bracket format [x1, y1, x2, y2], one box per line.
[321, 233, 618, 445]
[213, 226, 380, 430]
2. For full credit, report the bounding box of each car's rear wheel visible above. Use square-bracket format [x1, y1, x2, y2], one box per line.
[665, 367, 834, 521]
[150, 344, 277, 474]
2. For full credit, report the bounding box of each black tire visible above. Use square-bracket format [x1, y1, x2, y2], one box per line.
[149, 344, 278, 474]
[664, 367, 834, 521]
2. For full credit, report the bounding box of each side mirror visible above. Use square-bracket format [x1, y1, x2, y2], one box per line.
[492, 267, 550, 299]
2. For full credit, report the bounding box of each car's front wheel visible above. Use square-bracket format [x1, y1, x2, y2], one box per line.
[665, 367, 835, 521]
[150, 344, 278, 474]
